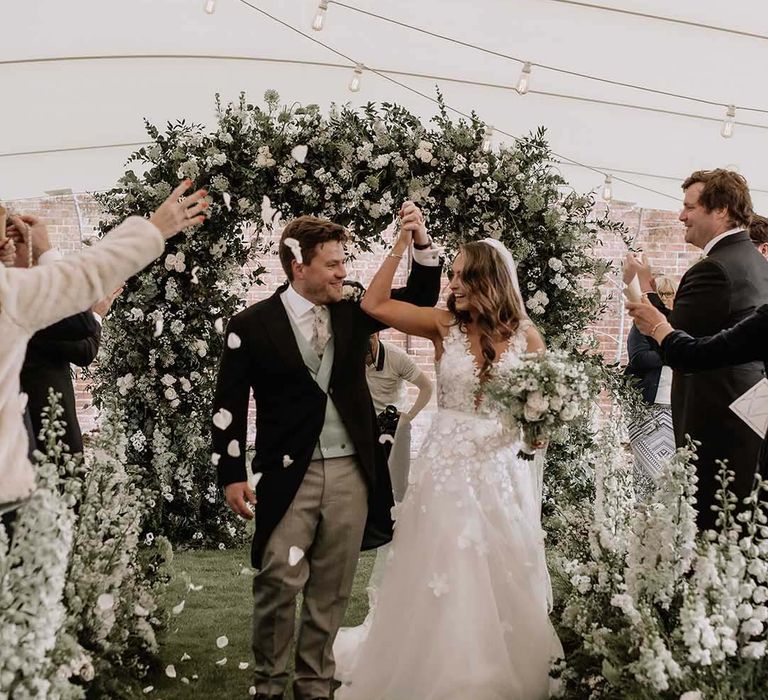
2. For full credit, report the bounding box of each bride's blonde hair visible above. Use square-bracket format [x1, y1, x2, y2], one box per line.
[447, 241, 525, 379]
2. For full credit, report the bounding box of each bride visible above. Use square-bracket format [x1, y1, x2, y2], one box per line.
[334, 221, 562, 700]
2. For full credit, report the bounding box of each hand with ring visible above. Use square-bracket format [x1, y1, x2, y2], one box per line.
[150, 180, 209, 240]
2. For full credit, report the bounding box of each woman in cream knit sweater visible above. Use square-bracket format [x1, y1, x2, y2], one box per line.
[0, 180, 208, 509]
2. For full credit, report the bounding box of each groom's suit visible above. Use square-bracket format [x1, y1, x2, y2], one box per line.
[649, 231, 768, 528]
[212, 254, 441, 699]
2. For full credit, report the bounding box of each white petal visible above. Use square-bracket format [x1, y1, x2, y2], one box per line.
[211, 452, 220, 466]
[181, 677, 190, 685]
[97, 593, 115, 610]
[222, 192, 232, 211]
[227, 439, 241, 458]
[153, 318, 163, 337]
[238, 662, 249, 670]
[227, 332, 242, 349]
[143, 688, 154, 694]
[282, 455, 293, 468]
[378, 433, 394, 445]
[214, 317, 224, 334]
[172, 600, 186, 615]
[283, 237, 303, 264]
[291, 144, 308, 163]
[288, 546, 305, 566]
[188, 583, 203, 592]
[191, 266, 200, 284]
[215, 657, 228, 666]
[216, 635, 229, 648]
[181, 652, 192, 661]
[249, 688, 257, 697]
[165, 665, 177, 678]
[253, 472, 263, 487]
[134, 604, 149, 617]
[212, 408, 233, 430]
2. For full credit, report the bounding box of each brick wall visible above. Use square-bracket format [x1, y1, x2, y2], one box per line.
[7, 195, 700, 444]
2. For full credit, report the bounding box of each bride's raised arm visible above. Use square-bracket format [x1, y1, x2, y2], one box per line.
[361, 204, 447, 343]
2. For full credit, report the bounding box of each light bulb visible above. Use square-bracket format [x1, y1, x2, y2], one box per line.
[602, 175, 613, 203]
[348, 63, 363, 93]
[481, 125, 494, 153]
[203, 0, 216, 14]
[312, 0, 329, 31]
[721, 104, 736, 139]
[517, 62, 532, 95]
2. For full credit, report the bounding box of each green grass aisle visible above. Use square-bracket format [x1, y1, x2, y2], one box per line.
[141, 548, 376, 699]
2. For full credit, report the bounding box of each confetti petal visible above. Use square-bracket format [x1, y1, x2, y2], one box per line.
[97, 593, 114, 610]
[181, 652, 191, 661]
[282, 455, 293, 468]
[215, 657, 228, 666]
[213, 408, 233, 430]
[188, 583, 203, 592]
[379, 433, 395, 445]
[216, 635, 229, 649]
[253, 472, 263, 487]
[222, 192, 232, 211]
[227, 332, 242, 349]
[165, 665, 177, 678]
[227, 439, 241, 458]
[291, 144, 308, 163]
[214, 317, 224, 334]
[238, 662, 249, 670]
[288, 546, 305, 566]
[172, 600, 185, 615]
[191, 266, 200, 284]
[211, 452, 220, 466]
[283, 237, 303, 264]
[249, 688, 257, 697]
[143, 687, 154, 694]
[154, 318, 163, 337]
[181, 677, 190, 685]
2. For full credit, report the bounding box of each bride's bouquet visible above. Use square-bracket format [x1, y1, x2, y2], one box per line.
[483, 350, 599, 455]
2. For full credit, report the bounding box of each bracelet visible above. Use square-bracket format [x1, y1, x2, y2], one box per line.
[413, 237, 432, 251]
[650, 321, 667, 338]
[388, 252, 404, 260]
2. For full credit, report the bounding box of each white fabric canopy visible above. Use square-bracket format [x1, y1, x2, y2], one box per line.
[3, 0, 767, 212]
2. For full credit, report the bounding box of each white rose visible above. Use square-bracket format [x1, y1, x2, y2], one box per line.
[679, 692, 703, 700]
[560, 403, 579, 421]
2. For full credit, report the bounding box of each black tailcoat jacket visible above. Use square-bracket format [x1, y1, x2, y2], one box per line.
[212, 260, 442, 567]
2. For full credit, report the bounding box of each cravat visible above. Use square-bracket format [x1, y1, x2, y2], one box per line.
[310, 305, 330, 357]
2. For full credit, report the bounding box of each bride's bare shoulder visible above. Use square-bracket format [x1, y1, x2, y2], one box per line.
[521, 319, 546, 352]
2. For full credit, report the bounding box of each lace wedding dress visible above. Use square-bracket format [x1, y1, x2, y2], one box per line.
[334, 323, 562, 700]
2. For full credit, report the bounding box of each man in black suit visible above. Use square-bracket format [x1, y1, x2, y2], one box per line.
[631, 169, 768, 528]
[212, 203, 440, 700]
[20, 310, 101, 454]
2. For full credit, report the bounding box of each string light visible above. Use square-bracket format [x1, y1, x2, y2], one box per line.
[203, 0, 217, 14]
[602, 174, 613, 202]
[517, 62, 532, 95]
[721, 104, 736, 138]
[481, 125, 494, 153]
[312, 0, 329, 31]
[348, 62, 363, 92]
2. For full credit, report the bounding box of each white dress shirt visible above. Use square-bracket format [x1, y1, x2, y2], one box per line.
[703, 227, 744, 255]
[281, 283, 327, 342]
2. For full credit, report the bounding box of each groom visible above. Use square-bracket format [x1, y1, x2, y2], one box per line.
[212, 203, 440, 700]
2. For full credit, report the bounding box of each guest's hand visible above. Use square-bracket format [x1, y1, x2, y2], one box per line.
[399, 201, 428, 246]
[8, 214, 52, 262]
[0, 237, 16, 267]
[622, 252, 640, 285]
[633, 252, 654, 293]
[92, 286, 123, 317]
[224, 481, 257, 520]
[149, 180, 209, 240]
[626, 298, 667, 335]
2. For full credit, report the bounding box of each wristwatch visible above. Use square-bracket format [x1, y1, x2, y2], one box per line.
[413, 237, 432, 250]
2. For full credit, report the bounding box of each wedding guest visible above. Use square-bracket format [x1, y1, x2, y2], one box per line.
[625, 169, 768, 528]
[627, 298, 768, 499]
[749, 214, 768, 260]
[625, 275, 677, 499]
[366, 331, 433, 502]
[0, 181, 207, 513]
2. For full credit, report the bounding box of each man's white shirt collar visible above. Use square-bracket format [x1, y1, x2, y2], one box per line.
[283, 283, 318, 318]
[703, 227, 744, 255]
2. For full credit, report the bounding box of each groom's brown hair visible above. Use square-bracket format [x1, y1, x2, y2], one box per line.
[279, 215, 348, 281]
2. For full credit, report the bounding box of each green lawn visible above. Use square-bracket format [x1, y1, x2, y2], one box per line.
[140, 548, 376, 699]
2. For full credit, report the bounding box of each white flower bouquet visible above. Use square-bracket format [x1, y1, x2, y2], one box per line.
[483, 350, 600, 454]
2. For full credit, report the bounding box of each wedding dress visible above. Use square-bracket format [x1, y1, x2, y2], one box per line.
[334, 322, 562, 700]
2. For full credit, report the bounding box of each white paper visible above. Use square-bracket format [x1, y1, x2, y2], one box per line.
[622, 274, 642, 303]
[730, 378, 768, 438]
